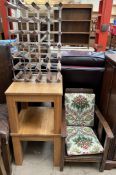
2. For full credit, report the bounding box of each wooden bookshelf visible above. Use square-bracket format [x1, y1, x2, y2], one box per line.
[54, 4, 93, 47]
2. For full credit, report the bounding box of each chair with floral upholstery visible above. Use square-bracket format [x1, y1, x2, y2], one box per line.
[60, 88, 114, 172]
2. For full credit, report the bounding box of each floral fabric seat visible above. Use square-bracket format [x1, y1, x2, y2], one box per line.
[66, 126, 103, 155]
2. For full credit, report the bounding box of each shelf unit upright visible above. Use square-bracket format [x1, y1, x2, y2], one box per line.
[95, 0, 113, 51]
[54, 4, 93, 47]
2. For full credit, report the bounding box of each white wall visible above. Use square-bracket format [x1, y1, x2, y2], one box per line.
[80, 0, 99, 11]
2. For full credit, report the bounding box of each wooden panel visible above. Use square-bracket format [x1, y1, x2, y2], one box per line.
[55, 21, 90, 32]
[63, 8, 91, 20]
[5, 81, 63, 96]
[62, 4, 93, 9]
[100, 54, 116, 169]
[55, 8, 92, 20]
[18, 107, 54, 136]
[100, 61, 114, 116]
[54, 34, 89, 45]
[107, 69, 116, 130]
[65, 155, 102, 162]
[13, 95, 55, 102]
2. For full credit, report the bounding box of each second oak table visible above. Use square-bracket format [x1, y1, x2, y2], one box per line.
[5, 81, 63, 166]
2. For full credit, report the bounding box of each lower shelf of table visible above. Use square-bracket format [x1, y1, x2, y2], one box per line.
[11, 107, 60, 138]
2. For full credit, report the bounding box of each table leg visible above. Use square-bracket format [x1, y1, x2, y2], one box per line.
[54, 96, 62, 134]
[12, 137, 23, 165]
[0, 149, 7, 175]
[54, 96, 62, 166]
[54, 137, 61, 166]
[6, 96, 19, 132]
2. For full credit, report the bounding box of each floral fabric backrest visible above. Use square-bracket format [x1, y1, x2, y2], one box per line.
[65, 93, 95, 126]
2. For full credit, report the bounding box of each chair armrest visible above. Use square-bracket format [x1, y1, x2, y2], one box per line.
[95, 105, 114, 139]
[61, 109, 67, 138]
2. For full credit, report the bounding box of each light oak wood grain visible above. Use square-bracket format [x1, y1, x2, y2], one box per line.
[6, 82, 63, 166]
[5, 82, 63, 96]
[12, 137, 23, 165]
[6, 96, 19, 132]
[19, 107, 54, 136]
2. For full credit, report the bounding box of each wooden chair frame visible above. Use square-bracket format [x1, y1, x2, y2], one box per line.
[0, 141, 7, 175]
[1, 137, 11, 175]
[60, 89, 114, 172]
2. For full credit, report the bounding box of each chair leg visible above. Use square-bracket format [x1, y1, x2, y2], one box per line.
[99, 161, 105, 172]
[0, 150, 7, 175]
[1, 138, 12, 175]
[99, 137, 111, 172]
[60, 159, 64, 171]
[60, 138, 65, 171]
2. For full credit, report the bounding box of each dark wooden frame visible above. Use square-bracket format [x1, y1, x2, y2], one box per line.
[0, 147, 7, 175]
[60, 89, 114, 172]
[100, 54, 116, 170]
[1, 137, 11, 175]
